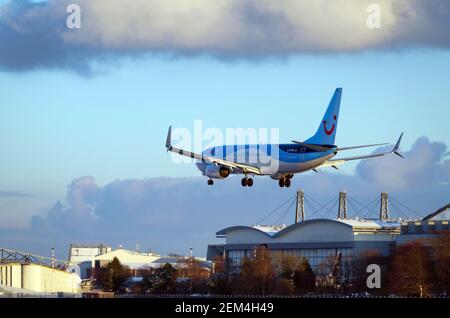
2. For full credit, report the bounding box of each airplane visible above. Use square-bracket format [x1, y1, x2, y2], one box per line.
[165, 88, 404, 188]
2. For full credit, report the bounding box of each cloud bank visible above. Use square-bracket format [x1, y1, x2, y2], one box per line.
[1, 136, 449, 258]
[0, 0, 450, 72]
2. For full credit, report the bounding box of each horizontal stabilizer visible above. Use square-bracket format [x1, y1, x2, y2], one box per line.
[321, 133, 404, 167]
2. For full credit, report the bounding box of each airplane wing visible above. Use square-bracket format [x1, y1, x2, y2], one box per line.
[319, 133, 404, 168]
[336, 143, 389, 151]
[165, 126, 262, 175]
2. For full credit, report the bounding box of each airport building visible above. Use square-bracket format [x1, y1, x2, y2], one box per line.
[398, 204, 450, 245]
[207, 192, 449, 276]
[208, 218, 400, 275]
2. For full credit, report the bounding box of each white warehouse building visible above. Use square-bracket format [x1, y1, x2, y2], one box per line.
[0, 263, 80, 294]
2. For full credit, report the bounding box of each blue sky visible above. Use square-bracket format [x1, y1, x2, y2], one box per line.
[0, 0, 449, 257]
[1, 50, 450, 189]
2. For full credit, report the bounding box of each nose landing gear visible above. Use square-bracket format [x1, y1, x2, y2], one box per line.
[207, 179, 214, 185]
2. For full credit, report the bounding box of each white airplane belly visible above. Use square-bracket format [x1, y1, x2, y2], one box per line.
[273, 153, 335, 174]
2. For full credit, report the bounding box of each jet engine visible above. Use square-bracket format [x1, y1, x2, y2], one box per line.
[204, 164, 231, 179]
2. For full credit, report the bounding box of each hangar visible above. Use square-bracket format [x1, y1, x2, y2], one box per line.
[207, 191, 449, 276]
[208, 218, 400, 275]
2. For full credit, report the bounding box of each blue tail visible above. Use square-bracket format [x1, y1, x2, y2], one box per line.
[305, 88, 342, 145]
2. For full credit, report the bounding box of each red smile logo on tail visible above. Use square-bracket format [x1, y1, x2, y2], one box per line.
[323, 115, 337, 136]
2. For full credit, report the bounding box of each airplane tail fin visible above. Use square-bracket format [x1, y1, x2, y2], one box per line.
[305, 88, 342, 145]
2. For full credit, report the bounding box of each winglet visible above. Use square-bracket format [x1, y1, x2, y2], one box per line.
[165, 126, 172, 150]
[392, 132, 404, 158]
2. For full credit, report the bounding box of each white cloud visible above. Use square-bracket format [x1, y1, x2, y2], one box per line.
[357, 137, 450, 189]
[62, 0, 407, 52]
[0, 0, 449, 71]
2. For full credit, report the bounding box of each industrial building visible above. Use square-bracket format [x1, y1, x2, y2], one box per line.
[0, 248, 80, 295]
[1, 244, 210, 295]
[0, 263, 80, 293]
[69, 244, 111, 279]
[92, 248, 170, 277]
[207, 191, 450, 277]
[397, 206, 450, 245]
[68, 245, 209, 280]
[69, 244, 180, 279]
[92, 248, 209, 272]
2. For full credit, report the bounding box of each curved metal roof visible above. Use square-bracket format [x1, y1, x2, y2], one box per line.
[216, 219, 352, 238]
[216, 225, 272, 238]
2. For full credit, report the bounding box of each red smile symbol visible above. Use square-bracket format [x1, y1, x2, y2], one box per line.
[323, 115, 337, 136]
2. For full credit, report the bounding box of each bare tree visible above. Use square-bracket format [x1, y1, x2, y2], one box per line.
[429, 233, 450, 295]
[239, 245, 276, 295]
[209, 255, 232, 295]
[388, 240, 434, 297]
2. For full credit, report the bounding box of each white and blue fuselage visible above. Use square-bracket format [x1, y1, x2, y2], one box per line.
[196, 144, 337, 177]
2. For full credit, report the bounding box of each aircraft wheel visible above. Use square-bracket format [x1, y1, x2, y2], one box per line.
[246, 178, 254, 187]
[279, 179, 285, 187]
[241, 178, 247, 187]
[207, 179, 214, 185]
[284, 179, 291, 187]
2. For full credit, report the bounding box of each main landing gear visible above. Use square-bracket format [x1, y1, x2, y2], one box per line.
[241, 177, 254, 187]
[278, 177, 291, 188]
[207, 179, 214, 185]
